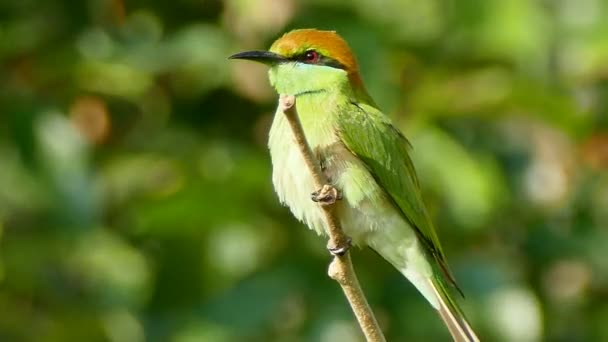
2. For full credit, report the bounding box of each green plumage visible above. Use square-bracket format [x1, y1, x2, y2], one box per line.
[337, 101, 459, 290]
[230, 28, 478, 341]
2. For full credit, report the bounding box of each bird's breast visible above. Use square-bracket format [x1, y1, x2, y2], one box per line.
[267, 95, 393, 243]
[267, 100, 336, 235]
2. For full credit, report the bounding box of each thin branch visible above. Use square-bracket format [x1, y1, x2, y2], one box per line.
[279, 94, 386, 342]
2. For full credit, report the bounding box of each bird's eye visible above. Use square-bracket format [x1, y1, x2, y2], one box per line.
[304, 50, 319, 63]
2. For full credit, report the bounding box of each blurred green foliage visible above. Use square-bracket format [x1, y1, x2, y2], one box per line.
[2, 0, 608, 341]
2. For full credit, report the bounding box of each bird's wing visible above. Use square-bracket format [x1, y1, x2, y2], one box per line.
[337, 101, 458, 287]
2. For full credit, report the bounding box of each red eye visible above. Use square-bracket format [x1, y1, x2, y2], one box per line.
[304, 50, 319, 63]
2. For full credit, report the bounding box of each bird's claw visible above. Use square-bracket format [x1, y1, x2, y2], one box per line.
[327, 237, 352, 256]
[311, 184, 342, 206]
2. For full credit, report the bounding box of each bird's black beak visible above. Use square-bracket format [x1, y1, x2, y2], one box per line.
[228, 50, 286, 64]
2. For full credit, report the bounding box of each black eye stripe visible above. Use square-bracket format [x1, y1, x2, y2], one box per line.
[320, 56, 345, 69]
[293, 50, 318, 63]
[289, 51, 346, 70]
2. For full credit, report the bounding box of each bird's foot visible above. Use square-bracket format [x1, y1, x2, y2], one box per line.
[327, 237, 352, 256]
[311, 184, 342, 206]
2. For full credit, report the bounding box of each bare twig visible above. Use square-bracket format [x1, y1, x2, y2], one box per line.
[279, 94, 386, 342]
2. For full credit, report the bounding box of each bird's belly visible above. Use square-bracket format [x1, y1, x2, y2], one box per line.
[268, 112, 403, 245]
[267, 109, 436, 302]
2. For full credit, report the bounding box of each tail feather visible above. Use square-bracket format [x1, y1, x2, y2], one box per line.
[429, 278, 479, 342]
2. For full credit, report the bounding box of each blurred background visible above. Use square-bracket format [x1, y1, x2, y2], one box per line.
[2, 0, 608, 341]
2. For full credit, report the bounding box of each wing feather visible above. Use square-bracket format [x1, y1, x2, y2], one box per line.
[337, 101, 460, 290]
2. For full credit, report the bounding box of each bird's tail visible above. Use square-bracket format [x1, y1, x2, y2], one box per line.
[429, 277, 479, 342]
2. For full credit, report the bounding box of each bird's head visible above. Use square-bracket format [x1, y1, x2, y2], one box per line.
[230, 29, 369, 100]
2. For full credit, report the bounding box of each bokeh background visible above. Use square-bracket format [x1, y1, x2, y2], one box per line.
[2, 0, 608, 341]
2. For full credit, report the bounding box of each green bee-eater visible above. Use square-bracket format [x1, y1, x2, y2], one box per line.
[230, 29, 479, 341]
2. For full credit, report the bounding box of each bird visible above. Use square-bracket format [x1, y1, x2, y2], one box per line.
[230, 29, 479, 341]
